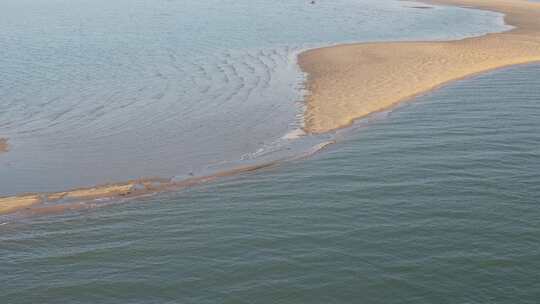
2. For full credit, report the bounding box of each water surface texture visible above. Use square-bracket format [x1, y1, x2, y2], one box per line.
[2, 62, 540, 303]
[0, 0, 510, 195]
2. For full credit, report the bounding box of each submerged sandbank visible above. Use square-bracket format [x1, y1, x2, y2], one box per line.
[299, 0, 540, 133]
[0, 138, 7, 154]
[0, 165, 271, 215]
[2, 1, 536, 215]
[0, 138, 334, 216]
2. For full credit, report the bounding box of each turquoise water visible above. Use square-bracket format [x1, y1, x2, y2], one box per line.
[2, 64, 540, 303]
[0, 0, 510, 195]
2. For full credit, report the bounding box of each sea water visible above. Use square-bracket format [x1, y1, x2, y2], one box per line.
[4, 1, 540, 303]
[2, 63, 539, 303]
[0, 0, 510, 195]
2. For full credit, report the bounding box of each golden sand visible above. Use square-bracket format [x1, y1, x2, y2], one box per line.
[0, 195, 41, 214]
[2, 0, 539, 216]
[0, 163, 280, 215]
[299, 0, 540, 133]
[0, 138, 8, 154]
[0, 136, 336, 215]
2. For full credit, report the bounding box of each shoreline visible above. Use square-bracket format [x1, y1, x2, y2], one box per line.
[3, 0, 539, 216]
[0, 140, 335, 216]
[299, 0, 540, 134]
[0, 163, 277, 216]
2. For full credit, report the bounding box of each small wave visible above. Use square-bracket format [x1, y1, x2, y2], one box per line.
[304, 140, 335, 156]
[282, 128, 306, 140]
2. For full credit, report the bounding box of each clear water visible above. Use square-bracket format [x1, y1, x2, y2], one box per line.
[0, 0, 510, 195]
[2, 64, 540, 303]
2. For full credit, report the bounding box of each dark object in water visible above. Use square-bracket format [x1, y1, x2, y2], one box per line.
[310, 0, 315, 4]
[410, 6, 433, 9]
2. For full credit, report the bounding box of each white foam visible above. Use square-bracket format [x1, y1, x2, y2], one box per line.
[282, 128, 306, 140]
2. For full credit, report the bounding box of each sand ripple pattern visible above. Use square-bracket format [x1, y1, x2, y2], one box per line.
[0, 0, 510, 196]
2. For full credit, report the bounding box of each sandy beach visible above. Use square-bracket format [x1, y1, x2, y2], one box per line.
[0, 138, 7, 154]
[2, 0, 539, 216]
[299, 0, 540, 133]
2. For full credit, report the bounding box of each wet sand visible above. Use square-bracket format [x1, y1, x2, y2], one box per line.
[0, 139, 336, 215]
[0, 161, 269, 215]
[0, 168, 267, 216]
[0, 135, 303, 214]
[0, 138, 7, 154]
[3, 0, 539, 216]
[299, 0, 540, 133]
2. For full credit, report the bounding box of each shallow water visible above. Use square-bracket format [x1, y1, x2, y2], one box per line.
[3, 1, 538, 302]
[2, 62, 540, 303]
[0, 0, 510, 195]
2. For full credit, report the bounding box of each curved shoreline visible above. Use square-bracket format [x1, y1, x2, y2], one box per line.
[0, 140, 335, 216]
[299, 0, 540, 134]
[0, 163, 277, 216]
[2, 0, 539, 216]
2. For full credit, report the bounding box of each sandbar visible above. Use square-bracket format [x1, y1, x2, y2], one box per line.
[299, 0, 540, 133]
[0, 137, 337, 216]
[0, 163, 279, 216]
[0, 195, 41, 214]
[3, 0, 539, 216]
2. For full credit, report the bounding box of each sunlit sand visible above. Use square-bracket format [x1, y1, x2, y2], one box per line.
[299, 0, 540, 133]
[3, 0, 539, 215]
